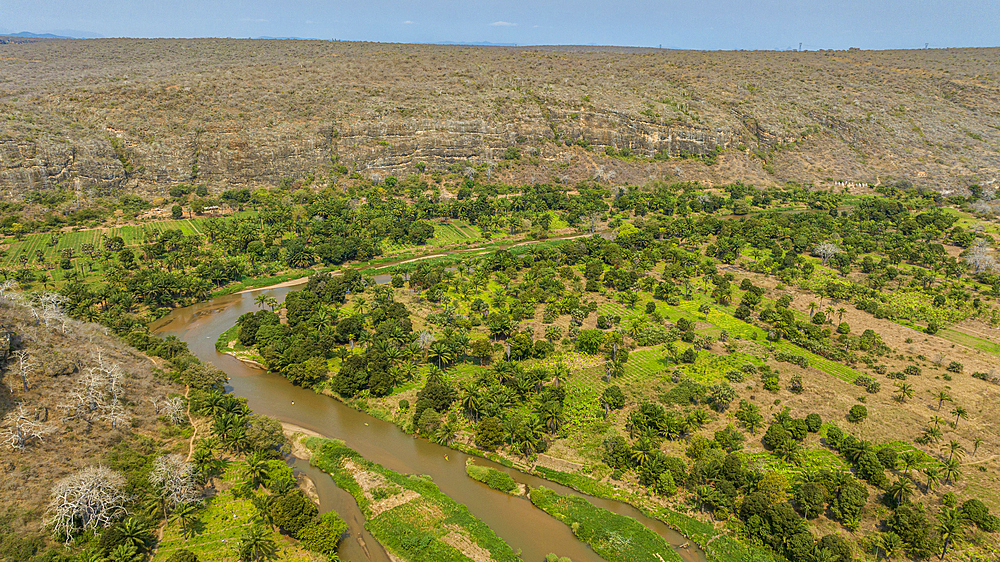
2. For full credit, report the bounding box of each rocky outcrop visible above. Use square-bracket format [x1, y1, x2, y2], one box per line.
[1, 39, 998, 199]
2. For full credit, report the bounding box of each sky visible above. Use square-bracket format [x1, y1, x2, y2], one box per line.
[2, 0, 998, 50]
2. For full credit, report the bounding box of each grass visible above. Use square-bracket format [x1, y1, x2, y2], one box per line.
[529, 467, 776, 562]
[305, 437, 520, 562]
[528, 486, 683, 562]
[152, 462, 312, 562]
[939, 328, 1000, 357]
[465, 460, 519, 494]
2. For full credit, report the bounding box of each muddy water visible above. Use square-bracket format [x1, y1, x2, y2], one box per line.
[152, 287, 706, 562]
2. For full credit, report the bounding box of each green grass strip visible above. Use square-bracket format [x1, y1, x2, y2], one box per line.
[305, 437, 520, 562]
[528, 486, 683, 562]
[465, 460, 519, 494]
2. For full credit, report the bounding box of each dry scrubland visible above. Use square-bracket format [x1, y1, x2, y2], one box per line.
[1, 39, 999, 198]
[0, 292, 186, 534]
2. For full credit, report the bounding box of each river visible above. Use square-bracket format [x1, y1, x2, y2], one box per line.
[151, 284, 707, 562]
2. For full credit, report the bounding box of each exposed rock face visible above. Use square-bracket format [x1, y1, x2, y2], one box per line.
[1, 39, 998, 199]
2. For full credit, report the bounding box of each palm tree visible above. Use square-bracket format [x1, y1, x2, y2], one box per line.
[434, 421, 457, 445]
[836, 307, 847, 324]
[807, 301, 818, 317]
[943, 440, 964, 463]
[936, 506, 966, 560]
[877, 532, 902, 561]
[942, 457, 962, 485]
[973, 436, 983, 456]
[924, 425, 944, 444]
[76, 548, 106, 562]
[922, 467, 941, 493]
[930, 415, 945, 429]
[352, 296, 368, 315]
[895, 382, 914, 403]
[537, 401, 564, 434]
[243, 452, 270, 491]
[897, 451, 920, 478]
[237, 524, 277, 562]
[117, 518, 151, 554]
[357, 330, 376, 351]
[170, 502, 200, 539]
[630, 439, 655, 468]
[459, 389, 482, 423]
[251, 494, 274, 528]
[887, 477, 914, 507]
[107, 543, 139, 562]
[428, 340, 455, 369]
[951, 405, 968, 429]
[932, 391, 952, 411]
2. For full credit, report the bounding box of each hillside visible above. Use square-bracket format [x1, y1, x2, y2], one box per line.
[1, 40, 999, 200]
[0, 285, 187, 550]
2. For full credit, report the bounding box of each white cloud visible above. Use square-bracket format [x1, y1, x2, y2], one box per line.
[490, 21, 516, 27]
[403, 20, 415, 24]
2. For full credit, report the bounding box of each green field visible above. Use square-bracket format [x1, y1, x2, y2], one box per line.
[940, 328, 1000, 357]
[381, 219, 483, 253]
[0, 217, 213, 266]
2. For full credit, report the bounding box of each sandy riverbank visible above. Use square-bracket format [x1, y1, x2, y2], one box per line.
[237, 276, 310, 294]
[281, 422, 327, 459]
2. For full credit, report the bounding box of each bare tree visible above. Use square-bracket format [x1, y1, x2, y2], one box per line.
[149, 454, 199, 511]
[60, 352, 130, 426]
[3, 403, 52, 450]
[161, 396, 186, 425]
[34, 292, 69, 329]
[965, 239, 996, 274]
[101, 398, 131, 430]
[815, 242, 841, 266]
[48, 466, 129, 543]
[9, 349, 35, 393]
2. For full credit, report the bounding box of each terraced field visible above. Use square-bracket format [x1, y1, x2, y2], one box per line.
[0, 217, 212, 266]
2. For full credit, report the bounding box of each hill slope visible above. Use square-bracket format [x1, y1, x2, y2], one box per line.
[1, 40, 998, 198]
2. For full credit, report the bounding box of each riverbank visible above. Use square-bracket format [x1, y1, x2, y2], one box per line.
[214, 325, 720, 562]
[304, 436, 522, 562]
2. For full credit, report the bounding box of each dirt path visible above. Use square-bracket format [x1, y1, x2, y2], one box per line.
[185, 385, 197, 462]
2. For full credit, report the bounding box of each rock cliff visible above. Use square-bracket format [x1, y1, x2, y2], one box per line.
[1, 39, 997, 198]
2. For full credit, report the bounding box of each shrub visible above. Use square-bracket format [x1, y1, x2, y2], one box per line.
[854, 374, 881, 393]
[848, 405, 868, 423]
[680, 348, 697, 363]
[925, 321, 939, 334]
[297, 512, 348, 555]
[601, 385, 626, 410]
[836, 322, 851, 334]
[904, 365, 922, 377]
[724, 370, 745, 383]
[270, 490, 318, 537]
[946, 361, 963, 373]
[475, 417, 504, 450]
[804, 413, 822, 432]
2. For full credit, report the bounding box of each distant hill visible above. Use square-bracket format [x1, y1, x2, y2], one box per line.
[0, 30, 103, 39]
[0, 39, 997, 199]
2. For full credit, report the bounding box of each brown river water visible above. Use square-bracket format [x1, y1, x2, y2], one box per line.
[151, 285, 707, 562]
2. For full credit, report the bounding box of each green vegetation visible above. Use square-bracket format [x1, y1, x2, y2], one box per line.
[466, 460, 520, 494]
[14, 167, 1000, 562]
[529, 486, 683, 562]
[306, 437, 520, 562]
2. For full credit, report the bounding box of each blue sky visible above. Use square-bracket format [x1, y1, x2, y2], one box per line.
[2, 0, 997, 50]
